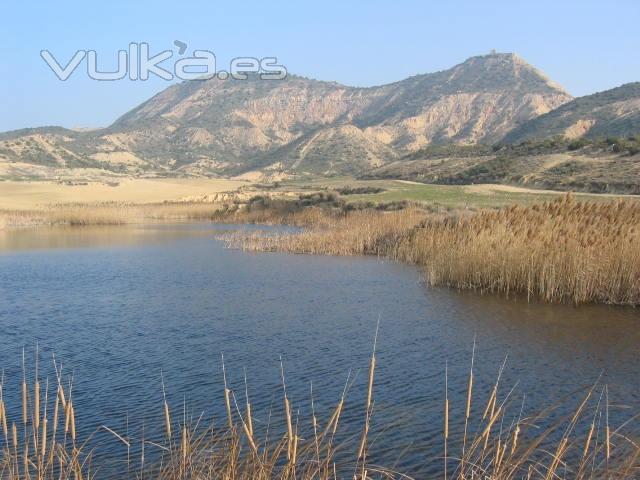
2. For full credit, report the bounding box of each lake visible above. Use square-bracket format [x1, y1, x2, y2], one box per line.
[0, 223, 638, 476]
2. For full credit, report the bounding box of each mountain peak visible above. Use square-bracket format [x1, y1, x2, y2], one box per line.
[445, 52, 570, 96]
[460, 51, 524, 66]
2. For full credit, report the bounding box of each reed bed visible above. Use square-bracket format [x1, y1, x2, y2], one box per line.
[1, 345, 639, 479]
[212, 204, 343, 229]
[48, 202, 229, 226]
[0, 202, 226, 229]
[0, 197, 343, 230]
[402, 195, 640, 304]
[0, 189, 421, 231]
[231, 195, 640, 305]
[226, 208, 427, 256]
[0, 210, 51, 229]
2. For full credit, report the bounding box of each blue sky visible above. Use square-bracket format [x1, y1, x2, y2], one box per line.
[1, 0, 639, 132]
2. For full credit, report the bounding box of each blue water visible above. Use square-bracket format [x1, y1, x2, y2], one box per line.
[0, 223, 638, 476]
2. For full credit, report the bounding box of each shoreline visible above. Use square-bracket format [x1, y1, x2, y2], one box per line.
[2, 189, 639, 307]
[222, 195, 640, 306]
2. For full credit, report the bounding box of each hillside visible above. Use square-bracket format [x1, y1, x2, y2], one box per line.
[0, 52, 571, 179]
[504, 83, 640, 143]
[362, 138, 640, 194]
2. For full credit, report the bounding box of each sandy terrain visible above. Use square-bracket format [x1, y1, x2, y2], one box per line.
[0, 178, 250, 210]
[463, 184, 562, 195]
[463, 183, 640, 199]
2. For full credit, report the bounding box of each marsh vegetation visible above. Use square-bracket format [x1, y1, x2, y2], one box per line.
[229, 195, 640, 305]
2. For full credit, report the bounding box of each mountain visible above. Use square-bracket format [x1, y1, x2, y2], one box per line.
[0, 52, 572, 179]
[504, 83, 640, 143]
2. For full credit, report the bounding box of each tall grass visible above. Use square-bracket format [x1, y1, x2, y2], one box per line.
[401, 195, 640, 304]
[225, 208, 427, 256]
[0, 191, 418, 230]
[1, 346, 639, 479]
[231, 195, 640, 305]
[0, 210, 50, 229]
[0, 203, 227, 229]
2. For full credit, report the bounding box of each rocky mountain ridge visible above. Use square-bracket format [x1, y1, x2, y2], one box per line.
[0, 52, 574, 179]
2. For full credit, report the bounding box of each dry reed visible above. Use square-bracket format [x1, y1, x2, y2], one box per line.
[403, 195, 640, 304]
[1, 344, 639, 479]
[0, 350, 93, 479]
[230, 195, 640, 305]
[0, 202, 228, 229]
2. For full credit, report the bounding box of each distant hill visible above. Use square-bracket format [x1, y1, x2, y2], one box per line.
[503, 83, 640, 143]
[0, 52, 571, 178]
[362, 137, 640, 195]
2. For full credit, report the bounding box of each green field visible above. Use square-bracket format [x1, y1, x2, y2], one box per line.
[278, 177, 629, 209]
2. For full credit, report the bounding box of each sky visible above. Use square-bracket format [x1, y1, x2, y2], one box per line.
[1, 0, 639, 132]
